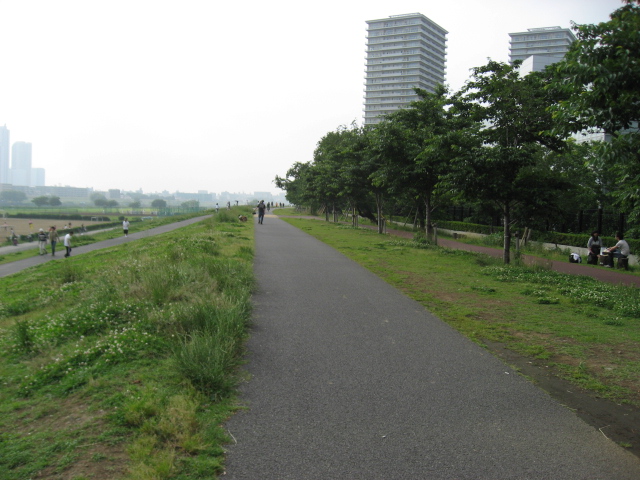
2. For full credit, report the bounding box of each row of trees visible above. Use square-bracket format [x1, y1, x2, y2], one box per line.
[276, 1, 639, 263]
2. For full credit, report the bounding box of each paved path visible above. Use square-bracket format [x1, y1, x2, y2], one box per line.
[0, 216, 211, 278]
[223, 214, 640, 479]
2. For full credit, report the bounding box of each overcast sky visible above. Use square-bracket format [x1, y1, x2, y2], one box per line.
[0, 0, 623, 195]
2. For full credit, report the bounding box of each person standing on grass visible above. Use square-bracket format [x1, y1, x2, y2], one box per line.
[37, 228, 48, 255]
[49, 226, 59, 256]
[123, 218, 130, 237]
[64, 231, 74, 257]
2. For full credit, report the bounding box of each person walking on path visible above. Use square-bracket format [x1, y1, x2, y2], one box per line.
[37, 228, 48, 255]
[256, 200, 266, 224]
[63, 231, 74, 257]
[49, 226, 59, 256]
[122, 218, 130, 237]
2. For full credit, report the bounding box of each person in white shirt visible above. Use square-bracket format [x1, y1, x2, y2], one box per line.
[64, 231, 74, 257]
[604, 232, 630, 268]
[123, 218, 130, 237]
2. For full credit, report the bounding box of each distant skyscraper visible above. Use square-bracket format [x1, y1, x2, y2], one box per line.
[509, 26, 576, 73]
[0, 125, 9, 185]
[11, 141, 32, 187]
[32, 168, 46, 187]
[364, 13, 448, 125]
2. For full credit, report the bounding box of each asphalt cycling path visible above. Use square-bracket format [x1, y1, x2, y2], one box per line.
[0, 215, 212, 278]
[223, 214, 640, 479]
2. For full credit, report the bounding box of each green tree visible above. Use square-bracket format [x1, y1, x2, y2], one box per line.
[370, 85, 468, 240]
[449, 61, 569, 263]
[151, 199, 167, 209]
[49, 196, 62, 207]
[550, 1, 640, 226]
[106, 200, 119, 208]
[92, 193, 108, 207]
[0, 190, 27, 203]
[181, 200, 199, 209]
[129, 201, 142, 208]
[32, 196, 49, 207]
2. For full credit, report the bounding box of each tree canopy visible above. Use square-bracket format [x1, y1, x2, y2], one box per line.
[274, 3, 638, 261]
[550, 0, 640, 221]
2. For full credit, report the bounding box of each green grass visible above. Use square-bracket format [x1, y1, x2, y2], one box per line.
[0, 207, 254, 479]
[281, 217, 640, 406]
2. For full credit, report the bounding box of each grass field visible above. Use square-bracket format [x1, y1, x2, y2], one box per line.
[0, 208, 254, 479]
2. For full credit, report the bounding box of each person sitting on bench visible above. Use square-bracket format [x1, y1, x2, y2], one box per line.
[586, 231, 602, 264]
[604, 232, 630, 268]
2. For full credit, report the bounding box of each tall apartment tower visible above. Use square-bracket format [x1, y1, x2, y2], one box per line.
[0, 125, 9, 185]
[509, 26, 576, 73]
[364, 13, 447, 125]
[11, 141, 32, 187]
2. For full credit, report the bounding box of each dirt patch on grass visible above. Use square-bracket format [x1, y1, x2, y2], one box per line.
[19, 395, 130, 479]
[1, 218, 109, 236]
[485, 340, 640, 458]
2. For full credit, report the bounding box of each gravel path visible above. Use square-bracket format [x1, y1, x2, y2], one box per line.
[223, 215, 640, 479]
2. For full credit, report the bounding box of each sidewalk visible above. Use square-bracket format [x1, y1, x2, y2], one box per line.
[223, 215, 640, 479]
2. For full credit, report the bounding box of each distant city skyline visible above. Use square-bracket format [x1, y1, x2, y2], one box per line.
[0, 0, 623, 195]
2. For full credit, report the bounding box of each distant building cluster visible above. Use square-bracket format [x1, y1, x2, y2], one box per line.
[363, 14, 577, 124]
[0, 123, 286, 205]
[0, 125, 45, 188]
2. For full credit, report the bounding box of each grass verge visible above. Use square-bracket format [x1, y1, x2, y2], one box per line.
[0, 207, 254, 479]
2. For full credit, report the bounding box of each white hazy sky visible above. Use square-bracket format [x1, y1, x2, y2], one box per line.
[0, 0, 623, 195]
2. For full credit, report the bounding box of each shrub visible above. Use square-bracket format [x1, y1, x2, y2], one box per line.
[214, 209, 238, 223]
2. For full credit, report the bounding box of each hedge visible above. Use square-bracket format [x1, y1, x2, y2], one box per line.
[436, 220, 639, 253]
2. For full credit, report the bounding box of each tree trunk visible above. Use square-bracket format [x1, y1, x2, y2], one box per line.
[503, 205, 511, 264]
[424, 194, 433, 242]
[376, 192, 384, 234]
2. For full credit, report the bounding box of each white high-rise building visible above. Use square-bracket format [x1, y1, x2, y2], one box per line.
[0, 125, 9, 185]
[11, 141, 32, 187]
[509, 26, 576, 71]
[32, 168, 46, 187]
[364, 13, 447, 125]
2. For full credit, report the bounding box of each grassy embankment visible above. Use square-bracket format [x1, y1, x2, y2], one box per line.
[0, 214, 213, 266]
[0, 208, 254, 479]
[281, 217, 640, 408]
